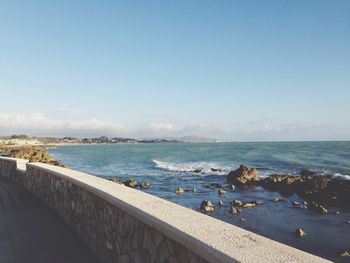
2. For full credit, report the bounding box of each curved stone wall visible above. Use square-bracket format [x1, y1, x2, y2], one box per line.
[0, 157, 329, 263]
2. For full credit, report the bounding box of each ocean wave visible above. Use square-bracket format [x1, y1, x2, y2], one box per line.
[333, 173, 350, 180]
[152, 160, 229, 175]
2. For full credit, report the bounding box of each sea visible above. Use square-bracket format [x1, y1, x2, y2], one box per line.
[49, 141, 350, 262]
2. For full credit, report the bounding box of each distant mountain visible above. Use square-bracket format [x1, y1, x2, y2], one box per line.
[176, 135, 220, 143]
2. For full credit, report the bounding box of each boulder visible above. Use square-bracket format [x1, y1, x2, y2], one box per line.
[200, 200, 214, 212]
[175, 187, 184, 194]
[140, 182, 150, 189]
[123, 179, 138, 188]
[227, 165, 259, 185]
[232, 200, 243, 206]
[218, 189, 226, 195]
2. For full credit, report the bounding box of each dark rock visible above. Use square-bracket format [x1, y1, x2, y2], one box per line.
[230, 207, 238, 214]
[295, 228, 306, 238]
[200, 200, 214, 212]
[184, 187, 196, 192]
[205, 183, 222, 189]
[227, 165, 259, 185]
[218, 189, 226, 195]
[191, 169, 202, 173]
[232, 200, 243, 206]
[108, 178, 121, 184]
[211, 168, 222, 172]
[123, 179, 138, 188]
[218, 200, 224, 206]
[140, 182, 150, 189]
[175, 187, 184, 194]
[261, 174, 350, 208]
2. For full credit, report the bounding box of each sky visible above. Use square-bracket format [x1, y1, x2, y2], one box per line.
[0, 0, 349, 141]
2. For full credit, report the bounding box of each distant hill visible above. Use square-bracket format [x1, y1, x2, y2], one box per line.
[177, 135, 220, 143]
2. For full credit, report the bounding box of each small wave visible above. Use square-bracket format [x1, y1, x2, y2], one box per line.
[333, 173, 350, 180]
[152, 160, 229, 175]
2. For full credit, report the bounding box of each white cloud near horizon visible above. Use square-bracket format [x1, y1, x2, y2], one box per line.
[149, 122, 184, 132]
[0, 113, 127, 136]
[0, 112, 348, 141]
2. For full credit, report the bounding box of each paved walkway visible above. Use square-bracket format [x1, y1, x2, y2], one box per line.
[0, 176, 99, 263]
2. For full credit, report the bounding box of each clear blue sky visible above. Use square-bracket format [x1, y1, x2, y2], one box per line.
[0, 0, 349, 141]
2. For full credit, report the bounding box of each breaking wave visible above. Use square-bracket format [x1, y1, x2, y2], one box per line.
[152, 160, 230, 175]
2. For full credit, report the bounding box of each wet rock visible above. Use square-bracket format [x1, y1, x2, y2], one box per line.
[227, 165, 259, 185]
[123, 179, 138, 188]
[211, 168, 222, 172]
[200, 200, 214, 212]
[218, 200, 224, 206]
[340, 251, 350, 257]
[218, 189, 226, 195]
[175, 187, 184, 194]
[242, 202, 256, 208]
[230, 207, 238, 214]
[272, 197, 288, 202]
[292, 201, 304, 208]
[261, 174, 350, 208]
[140, 182, 150, 189]
[108, 178, 121, 184]
[295, 228, 306, 238]
[191, 169, 202, 173]
[232, 200, 243, 206]
[205, 183, 221, 189]
[308, 202, 328, 214]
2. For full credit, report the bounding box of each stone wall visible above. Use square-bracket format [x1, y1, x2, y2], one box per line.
[0, 157, 330, 263]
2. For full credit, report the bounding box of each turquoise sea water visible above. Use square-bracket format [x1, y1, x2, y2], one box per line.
[50, 141, 350, 261]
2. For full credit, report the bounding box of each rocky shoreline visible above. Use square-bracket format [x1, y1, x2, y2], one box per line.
[0, 145, 66, 167]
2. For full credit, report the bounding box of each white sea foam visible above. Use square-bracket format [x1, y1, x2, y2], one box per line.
[333, 173, 350, 180]
[152, 160, 230, 175]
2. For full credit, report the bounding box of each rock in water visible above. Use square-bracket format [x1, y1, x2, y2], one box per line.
[218, 189, 226, 195]
[205, 183, 222, 189]
[340, 251, 350, 257]
[242, 202, 256, 208]
[230, 207, 238, 214]
[218, 200, 224, 206]
[227, 165, 259, 185]
[295, 228, 306, 238]
[108, 178, 121, 184]
[200, 200, 214, 212]
[232, 200, 243, 206]
[308, 202, 328, 214]
[175, 187, 184, 194]
[123, 179, 138, 188]
[140, 182, 150, 189]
